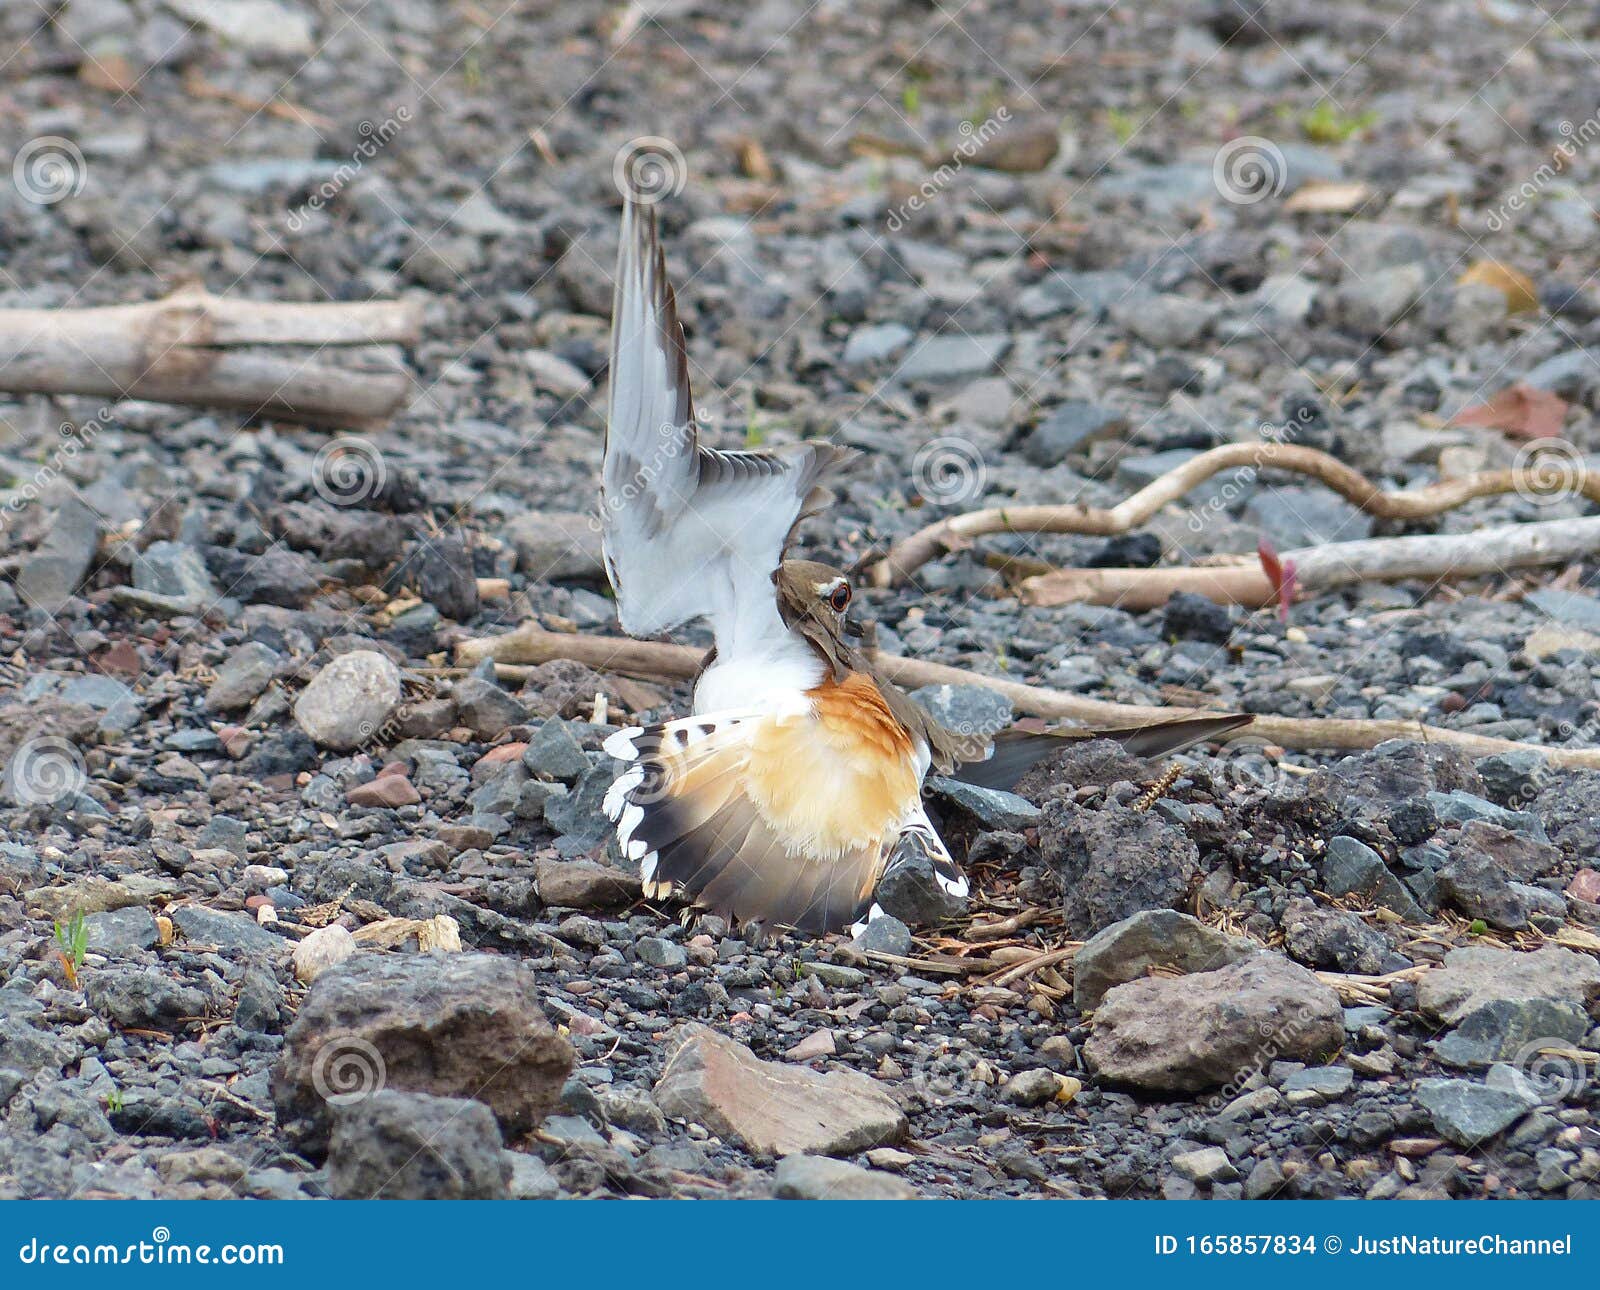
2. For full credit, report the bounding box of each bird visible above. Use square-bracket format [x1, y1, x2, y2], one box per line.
[597, 194, 1251, 937]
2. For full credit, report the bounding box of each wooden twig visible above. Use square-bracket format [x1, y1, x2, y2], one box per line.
[867, 441, 1600, 586]
[0, 284, 421, 428]
[1020, 514, 1600, 609]
[986, 945, 1079, 988]
[454, 624, 1600, 767]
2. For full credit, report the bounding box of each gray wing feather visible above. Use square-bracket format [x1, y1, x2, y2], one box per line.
[602, 198, 851, 637]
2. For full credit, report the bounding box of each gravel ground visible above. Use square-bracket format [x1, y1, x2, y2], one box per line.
[2, 0, 1599, 1200]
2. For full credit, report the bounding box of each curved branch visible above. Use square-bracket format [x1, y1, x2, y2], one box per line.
[867, 442, 1600, 587]
[452, 624, 1600, 769]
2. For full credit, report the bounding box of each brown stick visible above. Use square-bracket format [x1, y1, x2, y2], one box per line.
[1020, 514, 1600, 609]
[453, 625, 1600, 768]
[0, 284, 422, 428]
[867, 441, 1600, 586]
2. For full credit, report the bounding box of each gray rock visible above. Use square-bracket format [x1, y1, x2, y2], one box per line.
[1111, 293, 1216, 348]
[1474, 750, 1548, 807]
[1039, 800, 1198, 937]
[131, 541, 217, 608]
[1003, 1068, 1063, 1107]
[851, 913, 912, 957]
[1084, 954, 1343, 1092]
[172, 905, 282, 954]
[873, 849, 966, 927]
[1073, 909, 1257, 1008]
[1417, 945, 1600, 1024]
[503, 511, 605, 580]
[1433, 998, 1590, 1068]
[1022, 401, 1125, 466]
[1435, 849, 1530, 930]
[1281, 898, 1396, 974]
[14, 494, 99, 613]
[1427, 789, 1546, 839]
[909, 684, 1013, 738]
[506, 1150, 560, 1199]
[82, 906, 159, 955]
[271, 952, 574, 1156]
[1320, 836, 1427, 921]
[773, 1154, 918, 1199]
[1243, 487, 1372, 548]
[1525, 588, 1600, 632]
[84, 967, 207, 1029]
[925, 777, 1039, 829]
[293, 650, 403, 751]
[204, 641, 281, 714]
[521, 719, 592, 780]
[544, 764, 613, 850]
[451, 677, 528, 740]
[1416, 1077, 1536, 1148]
[327, 1090, 509, 1199]
[655, 1024, 905, 1157]
[1171, 1146, 1236, 1184]
[893, 333, 1010, 382]
[1282, 1066, 1354, 1097]
[841, 323, 913, 366]
[637, 937, 688, 970]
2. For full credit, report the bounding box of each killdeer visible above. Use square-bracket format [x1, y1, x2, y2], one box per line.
[598, 196, 1250, 936]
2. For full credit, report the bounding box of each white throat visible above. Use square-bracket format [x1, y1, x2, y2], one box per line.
[692, 587, 824, 714]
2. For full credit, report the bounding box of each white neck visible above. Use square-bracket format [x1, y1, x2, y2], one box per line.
[692, 583, 824, 714]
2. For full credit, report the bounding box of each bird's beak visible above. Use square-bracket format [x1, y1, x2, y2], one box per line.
[842, 617, 866, 640]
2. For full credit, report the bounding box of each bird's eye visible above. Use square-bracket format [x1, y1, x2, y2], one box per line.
[828, 583, 851, 612]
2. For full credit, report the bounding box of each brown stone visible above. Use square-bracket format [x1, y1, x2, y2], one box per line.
[345, 776, 421, 808]
[1083, 954, 1343, 1093]
[272, 953, 573, 1156]
[534, 857, 640, 910]
[654, 1024, 905, 1158]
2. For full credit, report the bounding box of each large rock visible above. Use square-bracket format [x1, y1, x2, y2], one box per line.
[504, 511, 605, 580]
[1415, 1077, 1537, 1148]
[1084, 954, 1343, 1093]
[773, 1155, 918, 1200]
[1417, 945, 1600, 1024]
[654, 1024, 905, 1158]
[15, 494, 99, 613]
[326, 1090, 509, 1200]
[1073, 909, 1257, 1008]
[1434, 998, 1590, 1068]
[204, 642, 281, 714]
[293, 650, 402, 751]
[1039, 801, 1198, 937]
[272, 953, 573, 1155]
[1299, 740, 1483, 850]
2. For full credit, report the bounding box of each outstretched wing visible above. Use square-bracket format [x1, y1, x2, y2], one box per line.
[602, 198, 851, 638]
[952, 713, 1255, 790]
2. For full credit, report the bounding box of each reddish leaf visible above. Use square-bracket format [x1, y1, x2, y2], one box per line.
[1450, 382, 1568, 440]
[1257, 538, 1297, 622]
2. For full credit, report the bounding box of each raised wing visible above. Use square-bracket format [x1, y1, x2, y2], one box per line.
[602, 198, 850, 638]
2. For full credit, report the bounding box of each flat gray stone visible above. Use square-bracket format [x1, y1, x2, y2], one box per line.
[1073, 909, 1258, 1008]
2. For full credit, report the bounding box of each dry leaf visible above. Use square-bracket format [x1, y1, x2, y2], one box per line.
[1284, 180, 1372, 214]
[1458, 259, 1539, 314]
[1450, 382, 1568, 439]
[79, 53, 139, 95]
[735, 136, 776, 181]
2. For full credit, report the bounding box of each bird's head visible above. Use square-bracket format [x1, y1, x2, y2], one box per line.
[773, 559, 865, 674]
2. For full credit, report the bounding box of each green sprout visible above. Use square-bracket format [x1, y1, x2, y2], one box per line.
[54, 912, 88, 988]
[1294, 100, 1377, 144]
